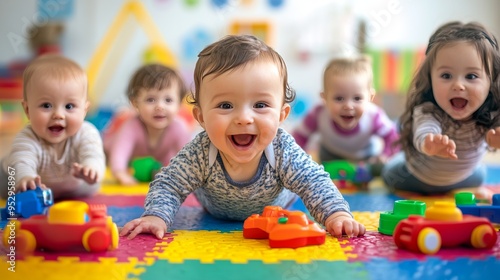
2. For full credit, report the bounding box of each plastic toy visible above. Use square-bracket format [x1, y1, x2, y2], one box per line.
[455, 192, 500, 223]
[230, 20, 274, 45]
[1, 187, 54, 220]
[322, 160, 372, 190]
[130, 156, 162, 182]
[3, 201, 119, 253]
[378, 200, 426, 235]
[0, 78, 26, 134]
[243, 206, 326, 248]
[393, 201, 497, 254]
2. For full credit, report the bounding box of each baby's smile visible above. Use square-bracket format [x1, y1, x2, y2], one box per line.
[49, 125, 64, 132]
[231, 134, 256, 147]
[450, 98, 468, 109]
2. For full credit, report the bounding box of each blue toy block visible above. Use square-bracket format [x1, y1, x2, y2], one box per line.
[1, 187, 54, 220]
[455, 193, 500, 223]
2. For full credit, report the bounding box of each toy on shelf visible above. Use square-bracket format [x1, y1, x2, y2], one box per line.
[1, 187, 54, 220]
[393, 201, 497, 255]
[455, 192, 500, 223]
[378, 200, 426, 235]
[130, 156, 162, 182]
[0, 78, 26, 134]
[322, 160, 372, 190]
[3, 201, 119, 253]
[243, 206, 326, 248]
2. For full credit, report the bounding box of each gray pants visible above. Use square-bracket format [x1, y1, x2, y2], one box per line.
[381, 152, 486, 195]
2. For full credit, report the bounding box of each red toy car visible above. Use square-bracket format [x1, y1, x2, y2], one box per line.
[3, 201, 119, 253]
[243, 206, 326, 248]
[393, 201, 497, 254]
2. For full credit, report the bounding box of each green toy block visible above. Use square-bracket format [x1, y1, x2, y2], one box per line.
[378, 200, 426, 235]
[130, 157, 163, 182]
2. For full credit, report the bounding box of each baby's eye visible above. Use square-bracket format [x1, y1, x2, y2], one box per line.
[165, 98, 173, 103]
[146, 98, 155, 103]
[41, 103, 52, 109]
[466, 73, 478, 80]
[65, 103, 75, 110]
[218, 103, 232, 109]
[254, 102, 268, 109]
[334, 96, 344, 102]
[440, 73, 451, 79]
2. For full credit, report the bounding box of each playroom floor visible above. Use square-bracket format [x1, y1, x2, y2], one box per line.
[0, 133, 499, 279]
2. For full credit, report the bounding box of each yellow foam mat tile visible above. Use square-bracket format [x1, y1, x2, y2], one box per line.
[99, 168, 150, 195]
[98, 184, 150, 195]
[353, 211, 382, 232]
[0, 256, 144, 280]
[149, 230, 352, 264]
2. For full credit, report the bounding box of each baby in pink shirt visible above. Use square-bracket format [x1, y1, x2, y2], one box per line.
[104, 64, 191, 185]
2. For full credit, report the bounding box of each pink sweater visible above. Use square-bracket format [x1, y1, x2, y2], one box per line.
[104, 116, 191, 174]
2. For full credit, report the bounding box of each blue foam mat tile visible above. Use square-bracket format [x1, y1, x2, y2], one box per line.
[485, 165, 500, 185]
[343, 193, 402, 212]
[171, 206, 243, 231]
[107, 206, 144, 227]
[364, 256, 500, 280]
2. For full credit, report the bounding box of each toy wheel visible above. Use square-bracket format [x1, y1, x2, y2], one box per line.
[107, 217, 119, 250]
[16, 229, 37, 253]
[417, 227, 441, 254]
[471, 224, 497, 249]
[82, 228, 110, 252]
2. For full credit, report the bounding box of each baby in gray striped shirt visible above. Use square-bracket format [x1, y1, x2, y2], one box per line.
[120, 35, 366, 240]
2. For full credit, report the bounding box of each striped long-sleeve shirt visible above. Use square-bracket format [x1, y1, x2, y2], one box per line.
[143, 128, 351, 228]
[407, 102, 489, 186]
[1, 121, 105, 198]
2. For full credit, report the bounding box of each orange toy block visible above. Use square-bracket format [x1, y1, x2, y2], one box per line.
[243, 206, 326, 248]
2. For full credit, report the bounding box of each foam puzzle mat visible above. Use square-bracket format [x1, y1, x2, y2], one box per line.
[1, 165, 500, 280]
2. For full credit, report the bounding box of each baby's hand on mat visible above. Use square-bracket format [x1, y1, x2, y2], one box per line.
[325, 212, 366, 238]
[120, 215, 167, 240]
[486, 127, 500, 149]
[72, 163, 99, 184]
[115, 171, 138, 185]
[422, 133, 457, 159]
[16, 175, 46, 192]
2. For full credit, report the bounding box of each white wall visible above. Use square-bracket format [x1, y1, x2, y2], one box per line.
[1, 0, 499, 121]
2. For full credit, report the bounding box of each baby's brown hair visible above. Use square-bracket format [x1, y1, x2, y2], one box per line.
[127, 64, 186, 103]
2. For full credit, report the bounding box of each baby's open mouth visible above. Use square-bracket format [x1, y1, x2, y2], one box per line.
[49, 125, 64, 132]
[231, 134, 256, 147]
[341, 115, 354, 121]
[450, 98, 468, 109]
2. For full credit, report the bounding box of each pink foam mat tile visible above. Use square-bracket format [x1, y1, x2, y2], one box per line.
[342, 231, 500, 262]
